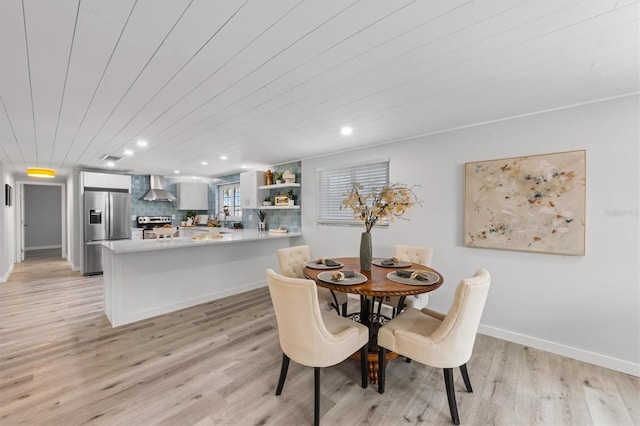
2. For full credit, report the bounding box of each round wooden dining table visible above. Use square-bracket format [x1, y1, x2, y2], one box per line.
[303, 257, 444, 383]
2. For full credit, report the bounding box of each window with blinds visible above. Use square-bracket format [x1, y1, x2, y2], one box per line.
[317, 160, 389, 226]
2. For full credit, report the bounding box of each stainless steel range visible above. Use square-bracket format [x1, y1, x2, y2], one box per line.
[137, 216, 176, 239]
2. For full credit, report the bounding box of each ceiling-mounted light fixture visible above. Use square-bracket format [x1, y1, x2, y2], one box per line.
[341, 126, 353, 136]
[27, 168, 56, 178]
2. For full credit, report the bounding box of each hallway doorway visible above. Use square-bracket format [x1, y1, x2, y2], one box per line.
[14, 181, 66, 263]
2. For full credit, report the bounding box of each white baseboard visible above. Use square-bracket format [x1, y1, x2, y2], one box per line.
[25, 245, 62, 251]
[0, 263, 14, 283]
[478, 324, 640, 377]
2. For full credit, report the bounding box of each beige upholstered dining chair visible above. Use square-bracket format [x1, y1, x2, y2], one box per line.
[266, 269, 369, 426]
[276, 245, 348, 316]
[377, 269, 491, 425]
[384, 244, 434, 315]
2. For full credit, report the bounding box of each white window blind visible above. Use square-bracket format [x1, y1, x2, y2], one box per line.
[317, 160, 389, 226]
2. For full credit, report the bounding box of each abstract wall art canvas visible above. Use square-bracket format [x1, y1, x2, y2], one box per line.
[465, 150, 586, 255]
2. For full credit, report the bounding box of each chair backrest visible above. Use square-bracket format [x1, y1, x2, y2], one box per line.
[429, 269, 491, 367]
[266, 269, 352, 367]
[393, 244, 433, 266]
[276, 245, 311, 279]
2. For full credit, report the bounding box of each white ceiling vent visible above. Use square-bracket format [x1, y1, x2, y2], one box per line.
[100, 154, 122, 162]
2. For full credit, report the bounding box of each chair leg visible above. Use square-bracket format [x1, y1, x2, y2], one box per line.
[378, 346, 386, 394]
[443, 368, 460, 425]
[460, 363, 473, 393]
[275, 354, 290, 395]
[314, 367, 320, 426]
[360, 343, 368, 388]
[341, 302, 348, 317]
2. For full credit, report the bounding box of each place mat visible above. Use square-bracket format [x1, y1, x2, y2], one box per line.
[372, 258, 412, 268]
[318, 271, 367, 285]
[386, 270, 440, 286]
[305, 260, 344, 270]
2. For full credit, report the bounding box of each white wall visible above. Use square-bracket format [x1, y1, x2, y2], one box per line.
[67, 174, 79, 270]
[0, 162, 15, 282]
[301, 95, 639, 376]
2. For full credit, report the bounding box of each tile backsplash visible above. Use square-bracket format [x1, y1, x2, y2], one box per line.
[129, 161, 301, 232]
[242, 160, 301, 233]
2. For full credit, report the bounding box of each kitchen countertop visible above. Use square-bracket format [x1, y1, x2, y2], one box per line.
[102, 229, 301, 254]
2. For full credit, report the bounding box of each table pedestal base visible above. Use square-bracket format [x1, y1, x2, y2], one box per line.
[351, 350, 398, 384]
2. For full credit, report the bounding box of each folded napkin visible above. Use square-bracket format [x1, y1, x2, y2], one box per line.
[381, 257, 398, 266]
[331, 271, 355, 281]
[396, 270, 431, 281]
[317, 258, 340, 267]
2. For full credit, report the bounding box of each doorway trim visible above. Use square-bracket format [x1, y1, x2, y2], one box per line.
[14, 181, 66, 263]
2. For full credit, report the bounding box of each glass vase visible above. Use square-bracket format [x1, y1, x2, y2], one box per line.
[360, 231, 372, 271]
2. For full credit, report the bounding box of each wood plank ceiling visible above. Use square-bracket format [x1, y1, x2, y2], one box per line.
[0, 0, 637, 178]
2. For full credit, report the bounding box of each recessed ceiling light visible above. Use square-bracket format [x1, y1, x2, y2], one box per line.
[106, 161, 116, 167]
[124, 149, 134, 156]
[241, 165, 248, 169]
[220, 155, 228, 160]
[137, 139, 148, 147]
[201, 161, 208, 166]
[341, 127, 353, 136]
[174, 170, 180, 174]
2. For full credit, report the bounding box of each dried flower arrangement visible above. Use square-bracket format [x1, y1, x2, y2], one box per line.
[341, 182, 420, 232]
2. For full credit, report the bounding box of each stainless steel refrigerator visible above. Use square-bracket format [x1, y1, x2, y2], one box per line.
[84, 190, 131, 275]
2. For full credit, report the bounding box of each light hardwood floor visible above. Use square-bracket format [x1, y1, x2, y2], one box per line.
[1, 255, 638, 425]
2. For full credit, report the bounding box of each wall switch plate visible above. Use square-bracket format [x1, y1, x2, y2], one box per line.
[171, 214, 175, 219]
[131, 215, 136, 220]
[249, 214, 253, 220]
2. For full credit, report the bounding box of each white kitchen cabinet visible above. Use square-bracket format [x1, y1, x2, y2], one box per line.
[82, 172, 131, 190]
[240, 171, 266, 209]
[177, 182, 208, 210]
[131, 229, 143, 240]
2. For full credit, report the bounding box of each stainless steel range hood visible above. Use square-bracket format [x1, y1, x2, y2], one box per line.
[140, 175, 176, 201]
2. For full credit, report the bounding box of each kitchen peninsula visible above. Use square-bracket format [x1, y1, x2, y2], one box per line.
[101, 230, 301, 327]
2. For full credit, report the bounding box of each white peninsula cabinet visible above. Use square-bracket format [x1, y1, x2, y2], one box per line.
[177, 182, 208, 210]
[101, 229, 301, 327]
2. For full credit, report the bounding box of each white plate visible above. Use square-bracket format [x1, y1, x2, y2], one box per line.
[305, 260, 344, 270]
[372, 258, 412, 268]
[386, 270, 440, 286]
[318, 271, 367, 285]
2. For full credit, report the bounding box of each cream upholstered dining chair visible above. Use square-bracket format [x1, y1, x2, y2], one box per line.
[266, 269, 368, 426]
[384, 245, 434, 315]
[276, 245, 348, 316]
[377, 269, 491, 425]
